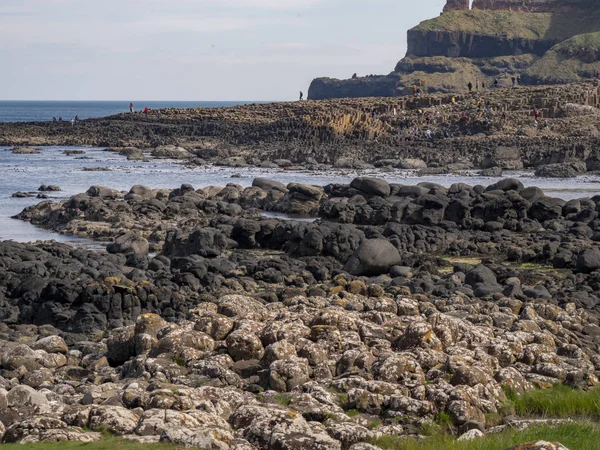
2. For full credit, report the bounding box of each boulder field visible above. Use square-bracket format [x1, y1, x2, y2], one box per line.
[0, 176, 599, 447]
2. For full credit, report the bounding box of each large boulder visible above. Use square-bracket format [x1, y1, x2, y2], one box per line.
[465, 264, 502, 297]
[106, 233, 149, 267]
[162, 228, 230, 258]
[344, 239, 401, 276]
[534, 161, 587, 178]
[350, 177, 391, 197]
[576, 248, 600, 274]
[252, 178, 287, 192]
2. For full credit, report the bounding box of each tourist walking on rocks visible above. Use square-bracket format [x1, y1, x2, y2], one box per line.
[516, 76, 521, 85]
[299, 91, 303, 101]
[416, 88, 422, 97]
[467, 82, 473, 93]
[75, 114, 80, 122]
[144, 106, 149, 115]
[482, 81, 486, 89]
[129, 103, 134, 113]
[494, 78, 499, 88]
[156, 109, 161, 119]
[511, 76, 516, 87]
[533, 108, 539, 120]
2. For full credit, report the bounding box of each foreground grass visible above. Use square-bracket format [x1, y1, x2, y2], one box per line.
[0, 436, 182, 450]
[508, 384, 600, 419]
[374, 422, 600, 450]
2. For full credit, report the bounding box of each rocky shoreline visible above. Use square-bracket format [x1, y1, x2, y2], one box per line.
[4, 83, 600, 178]
[0, 175, 599, 448]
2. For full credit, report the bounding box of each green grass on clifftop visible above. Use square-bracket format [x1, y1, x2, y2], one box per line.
[414, 10, 600, 42]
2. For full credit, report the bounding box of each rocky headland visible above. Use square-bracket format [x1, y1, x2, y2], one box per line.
[4, 82, 600, 177]
[309, 0, 600, 99]
[1, 174, 600, 448]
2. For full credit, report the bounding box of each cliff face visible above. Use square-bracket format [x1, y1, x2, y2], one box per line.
[471, 0, 593, 13]
[308, 0, 600, 99]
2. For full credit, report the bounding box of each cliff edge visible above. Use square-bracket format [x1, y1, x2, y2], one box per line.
[309, 0, 600, 99]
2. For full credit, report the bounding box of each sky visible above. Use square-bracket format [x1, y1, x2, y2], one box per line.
[0, 0, 446, 101]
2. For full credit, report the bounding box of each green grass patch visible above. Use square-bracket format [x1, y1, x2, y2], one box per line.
[274, 393, 293, 406]
[507, 384, 600, 419]
[0, 436, 181, 450]
[345, 409, 360, 417]
[372, 422, 600, 450]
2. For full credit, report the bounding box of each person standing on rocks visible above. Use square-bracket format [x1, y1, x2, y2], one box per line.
[494, 78, 499, 88]
[144, 106, 149, 115]
[129, 103, 134, 113]
[467, 82, 473, 92]
[511, 76, 516, 87]
[299, 91, 304, 101]
[516, 76, 521, 85]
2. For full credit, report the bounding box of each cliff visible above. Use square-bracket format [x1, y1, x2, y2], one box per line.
[308, 0, 600, 99]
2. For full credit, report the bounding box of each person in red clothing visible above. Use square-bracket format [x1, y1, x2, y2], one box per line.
[533, 108, 539, 120]
[144, 107, 149, 115]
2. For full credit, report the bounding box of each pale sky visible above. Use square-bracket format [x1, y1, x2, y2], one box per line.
[0, 0, 445, 101]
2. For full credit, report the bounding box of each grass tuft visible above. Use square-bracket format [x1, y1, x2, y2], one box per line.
[507, 384, 600, 419]
[372, 422, 600, 450]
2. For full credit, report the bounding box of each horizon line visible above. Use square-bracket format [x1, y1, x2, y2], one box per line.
[0, 99, 279, 103]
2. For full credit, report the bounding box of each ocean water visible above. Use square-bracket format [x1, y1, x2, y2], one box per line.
[0, 101, 264, 122]
[3, 146, 600, 247]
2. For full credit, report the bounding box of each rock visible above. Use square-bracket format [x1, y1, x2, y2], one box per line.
[107, 234, 149, 267]
[458, 429, 484, 441]
[7, 385, 48, 408]
[576, 248, 600, 274]
[86, 185, 118, 198]
[38, 185, 61, 192]
[396, 158, 427, 170]
[504, 442, 570, 450]
[12, 147, 40, 154]
[2, 344, 41, 371]
[350, 177, 391, 197]
[226, 330, 264, 361]
[344, 239, 402, 276]
[535, 161, 587, 178]
[252, 178, 287, 192]
[151, 146, 190, 160]
[32, 336, 68, 354]
[88, 406, 140, 435]
[160, 426, 235, 449]
[481, 167, 503, 177]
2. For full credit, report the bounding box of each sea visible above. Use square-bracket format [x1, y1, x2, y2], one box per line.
[0, 100, 263, 123]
